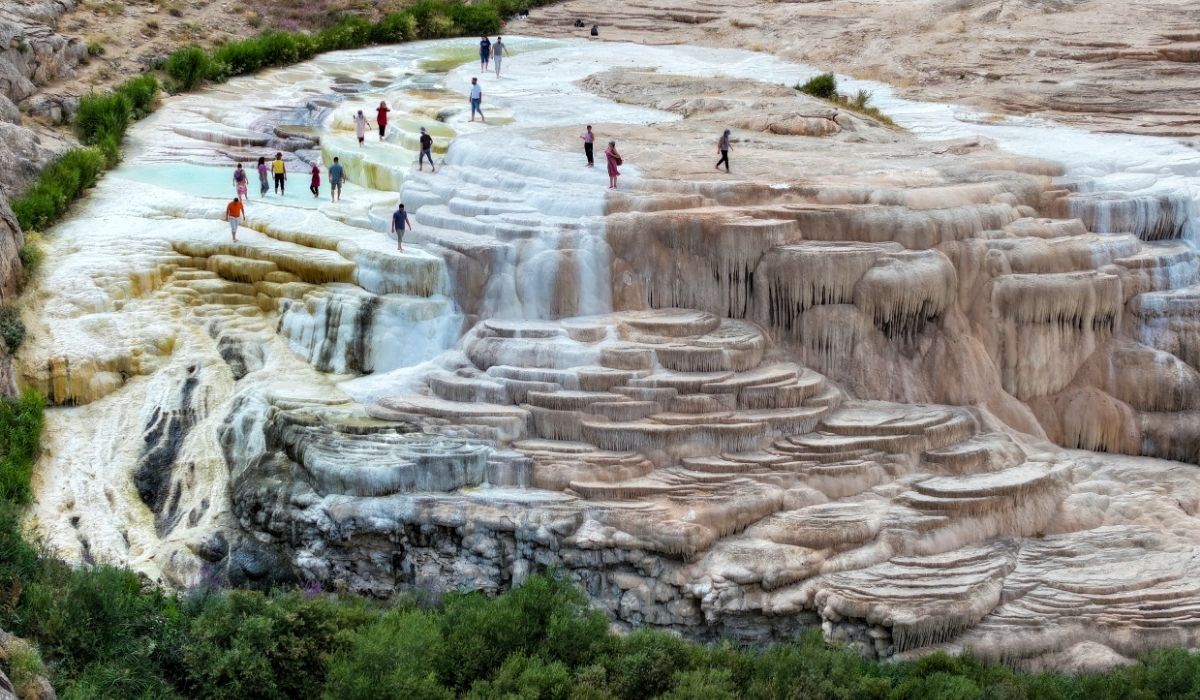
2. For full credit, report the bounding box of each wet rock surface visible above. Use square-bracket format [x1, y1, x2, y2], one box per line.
[15, 39, 1200, 668]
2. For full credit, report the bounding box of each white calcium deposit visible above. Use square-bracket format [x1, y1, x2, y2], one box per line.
[15, 37, 1200, 667]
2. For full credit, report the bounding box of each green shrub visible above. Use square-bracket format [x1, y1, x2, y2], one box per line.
[372, 12, 418, 43]
[18, 241, 45, 278]
[164, 45, 210, 91]
[605, 629, 696, 700]
[0, 307, 25, 357]
[445, 3, 502, 35]
[0, 390, 42, 506]
[115, 75, 159, 118]
[182, 589, 375, 699]
[798, 72, 838, 100]
[317, 16, 374, 52]
[465, 654, 574, 700]
[324, 609, 451, 700]
[663, 668, 738, 700]
[438, 573, 606, 690]
[73, 91, 131, 145]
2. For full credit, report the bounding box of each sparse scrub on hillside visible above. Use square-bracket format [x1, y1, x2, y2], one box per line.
[796, 72, 897, 127]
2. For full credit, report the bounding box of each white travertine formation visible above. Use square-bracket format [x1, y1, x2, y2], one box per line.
[16, 39, 1200, 667]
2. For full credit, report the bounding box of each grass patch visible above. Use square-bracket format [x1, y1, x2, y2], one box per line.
[796, 72, 897, 127]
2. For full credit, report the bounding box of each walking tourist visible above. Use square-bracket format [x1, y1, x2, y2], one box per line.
[492, 36, 508, 78]
[479, 35, 491, 71]
[354, 110, 370, 146]
[225, 197, 244, 242]
[256, 156, 269, 197]
[376, 101, 390, 141]
[581, 125, 595, 167]
[233, 163, 248, 202]
[329, 157, 344, 202]
[716, 128, 731, 172]
[470, 77, 485, 122]
[272, 152, 287, 195]
[605, 140, 621, 189]
[310, 163, 321, 198]
[419, 127, 436, 173]
[391, 203, 413, 251]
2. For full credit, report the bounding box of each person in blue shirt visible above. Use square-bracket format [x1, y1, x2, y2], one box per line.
[479, 35, 491, 71]
[391, 203, 412, 251]
[328, 157, 344, 202]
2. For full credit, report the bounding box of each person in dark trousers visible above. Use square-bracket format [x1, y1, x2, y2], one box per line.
[479, 35, 491, 71]
[376, 101, 390, 141]
[419, 127, 436, 173]
[309, 163, 321, 198]
[272, 152, 287, 195]
[590, 23, 599, 37]
[580, 125, 595, 167]
[391, 203, 413, 251]
[716, 128, 731, 172]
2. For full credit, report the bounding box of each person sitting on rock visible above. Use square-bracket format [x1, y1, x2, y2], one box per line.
[590, 23, 599, 37]
[391, 203, 413, 251]
[574, 18, 585, 28]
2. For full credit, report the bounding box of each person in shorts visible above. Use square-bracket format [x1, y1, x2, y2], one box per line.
[328, 157, 344, 202]
[225, 197, 244, 242]
[391, 203, 412, 251]
[233, 163, 248, 202]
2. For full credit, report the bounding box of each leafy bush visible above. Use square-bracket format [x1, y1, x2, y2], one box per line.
[115, 75, 159, 118]
[0, 306, 25, 357]
[324, 609, 451, 700]
[164, 45, 210, 91]
[0, 390, 42, 503]
[445, 3, 502, 35]
[12, 147, 106, 230]
[798, 72, 838, 100]
[181, 589, 375, 699]
[372, 12, 418, 43]
[317, 15, 374, 52]
[73, 91, 131, 146]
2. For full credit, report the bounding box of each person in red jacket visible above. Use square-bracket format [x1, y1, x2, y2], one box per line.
[309, 163, 321, 198]
[376, 100, 390, 141]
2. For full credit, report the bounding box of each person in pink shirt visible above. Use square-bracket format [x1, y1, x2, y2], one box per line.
[605, 140, 621, 189]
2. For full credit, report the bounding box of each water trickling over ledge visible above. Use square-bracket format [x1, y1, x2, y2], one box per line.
[16, 37, 1200, 668]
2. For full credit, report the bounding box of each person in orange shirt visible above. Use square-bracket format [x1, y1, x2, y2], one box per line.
[225, 197, 244, 242]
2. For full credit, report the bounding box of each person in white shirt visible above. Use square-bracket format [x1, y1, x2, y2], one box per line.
[469, 77, 484, 122]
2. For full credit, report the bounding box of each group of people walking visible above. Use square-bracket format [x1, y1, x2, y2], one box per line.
[223, 37, 735, 248]
[478, 35, 509, 78]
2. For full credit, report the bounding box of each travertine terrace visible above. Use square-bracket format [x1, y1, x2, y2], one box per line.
[16, 38, 1200, 668]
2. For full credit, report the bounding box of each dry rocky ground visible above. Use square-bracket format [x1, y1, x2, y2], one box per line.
[525, 0, 1200, 138]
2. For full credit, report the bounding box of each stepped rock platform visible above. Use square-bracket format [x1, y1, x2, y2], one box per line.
[14, 38, 1200, 668]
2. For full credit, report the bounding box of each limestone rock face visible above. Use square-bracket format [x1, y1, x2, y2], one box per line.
[17, 39, 1200, 669]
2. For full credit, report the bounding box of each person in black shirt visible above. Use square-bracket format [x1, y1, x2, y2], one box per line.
[419, 127, 436, 173]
